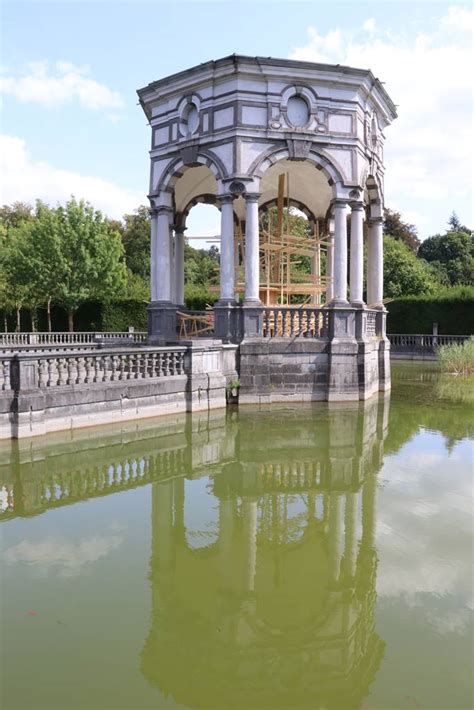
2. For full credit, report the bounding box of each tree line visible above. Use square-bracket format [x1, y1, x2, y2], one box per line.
[0, 198, 472, 332]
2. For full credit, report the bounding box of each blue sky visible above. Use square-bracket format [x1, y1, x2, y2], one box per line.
[1, 0, 472, 241]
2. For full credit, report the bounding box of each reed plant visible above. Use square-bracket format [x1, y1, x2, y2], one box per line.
[437, 337, 474, 375]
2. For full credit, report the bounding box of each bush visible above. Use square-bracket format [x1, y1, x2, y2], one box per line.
[387, 287, 474, 335]
[184, 285, 219, 311]
[437, 338, 474, 375]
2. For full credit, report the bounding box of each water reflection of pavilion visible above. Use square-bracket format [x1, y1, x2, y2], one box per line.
[0, 395, 389, 708]
[142, 395, 390, 709]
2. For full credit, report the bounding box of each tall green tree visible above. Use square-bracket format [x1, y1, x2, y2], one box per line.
[7, 198, 127, 332]
[6, 202, 60, 330]
[383, 208, 420, 252]
[120, 206, 151, 279]
[54, 198, 127, 331]
[417, 228, 473, 286]
[383, 236, 437, 297]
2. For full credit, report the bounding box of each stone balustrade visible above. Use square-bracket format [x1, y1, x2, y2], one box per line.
[262, 307, 329, 338]
[389, 333, 469, 353]
[0, 331, 147, 347]
[3, 348, 185, 391]
[0, 342, 238, 439]
[0, 447, 189, 521]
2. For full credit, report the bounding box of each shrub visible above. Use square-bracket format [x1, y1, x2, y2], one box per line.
[387, 287, 474, 335]
[437, 338, 474, 375]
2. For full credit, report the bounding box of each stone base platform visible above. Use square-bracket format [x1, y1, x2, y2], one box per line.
[239, 337, 390, 404]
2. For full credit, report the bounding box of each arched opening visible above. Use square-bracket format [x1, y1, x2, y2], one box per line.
[252, 157, 334, 305]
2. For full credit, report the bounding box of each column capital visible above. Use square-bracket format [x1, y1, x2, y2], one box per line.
[151, 205, 173, 217]
[331, 197, 349, 209]
[368, 216, 384, 226]
[245, 192, 260, 203]
[173, 225, 187, 235]
[349, 201, 365, 212]
[217, 193, 235, 206]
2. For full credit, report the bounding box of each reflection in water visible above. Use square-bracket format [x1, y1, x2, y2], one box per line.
[1, 365, 472, 709]
[140, 395, 389, 709]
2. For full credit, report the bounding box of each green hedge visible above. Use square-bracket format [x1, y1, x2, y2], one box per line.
[387, 289, 474, 335]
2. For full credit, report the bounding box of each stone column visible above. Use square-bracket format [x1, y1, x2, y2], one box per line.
[150, 208, 159, 301]
[174, 227, 185, 307]
[169, 228, 175, 304]
[156, 207, 173, 302]
[326, 218, 335, 303]
[328, 493, 344, 583]
[367, 216, 384, 307]
[311, 240, 321, 306]
[350, 202, 364, 306]
[244, 194, 260, 303]
[219, 195, 236, 303]
[242, 498, 258, 593]
[219, 497, 234, 590]
[148, 205, 178, 342]
[343, 491, 358, 579]
[332, 200, 349, 305]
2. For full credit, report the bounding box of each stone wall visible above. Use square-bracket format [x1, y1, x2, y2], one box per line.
[239, 337, 386, 404]
[0, 342, 238, 440]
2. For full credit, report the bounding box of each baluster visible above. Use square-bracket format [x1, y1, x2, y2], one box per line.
[66, 357, 77, 385]
[58, 357, 68, 387]
[51, 358, 60, 386]
[163, 352, 170, 376]
[76, 357, 86, 384]
[38, 359, 48, 387]
[83, 356, 93, 384]
[102, 356, 111, 382]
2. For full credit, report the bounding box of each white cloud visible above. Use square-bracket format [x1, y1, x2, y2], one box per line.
[0, 60, 124, 111]
[289, 7, 474, 237]
[4, 533, 123, 577]
[0, 134, 143, 219]
[362, 18, 376, 33]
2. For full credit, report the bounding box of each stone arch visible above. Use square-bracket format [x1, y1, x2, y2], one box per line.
[249, 145, 346, 196]
[156, 149, 228, 195]
[260, 197, 316, 223]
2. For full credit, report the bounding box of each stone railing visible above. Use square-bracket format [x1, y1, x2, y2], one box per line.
[0, 447, 189, 521]
[0, 331, 147, 347]
[262, 307, 329, 338]
[3, 347, 186, 391]
[389, 334, 469, 353]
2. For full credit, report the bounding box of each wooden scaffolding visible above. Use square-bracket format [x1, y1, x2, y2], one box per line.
[234, 173, 333, 305]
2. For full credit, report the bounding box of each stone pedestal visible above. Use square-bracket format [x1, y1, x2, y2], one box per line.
[214, 301, 239, 342]
[147, 301, 178, 344]
[376, 309, 391, 391]
[241, 304, 264, 339]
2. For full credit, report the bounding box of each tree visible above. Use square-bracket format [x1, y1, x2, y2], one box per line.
[383, 208, 420, 251]
[0, 202, 34, 232]
[418, 229, 473, 286]
[383, 236, 437, 297]
[54, 198, 128, 330]
[6, 202, 61, 331]
[7, 198, 127, 332]
[120, 206, 151, 279]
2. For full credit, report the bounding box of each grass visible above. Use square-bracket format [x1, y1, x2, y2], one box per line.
[437, 337, 474, 375]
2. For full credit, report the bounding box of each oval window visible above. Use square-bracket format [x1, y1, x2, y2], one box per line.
[186, 103, 199, 134]
[287, 95, 310, 127]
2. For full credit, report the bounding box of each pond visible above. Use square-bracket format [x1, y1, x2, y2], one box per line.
[0, 363, 472, 710]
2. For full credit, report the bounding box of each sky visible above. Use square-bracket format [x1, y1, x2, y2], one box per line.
[1, 0, 473, 242]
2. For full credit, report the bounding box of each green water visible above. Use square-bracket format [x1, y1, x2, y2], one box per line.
[0, 364, 472, 710]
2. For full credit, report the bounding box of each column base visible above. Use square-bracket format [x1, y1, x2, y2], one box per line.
[214, 301, 239, 341]
[241, 302, 264, 339]
[328, 298, 350, 308]
[147, 301, 178, 344]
